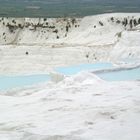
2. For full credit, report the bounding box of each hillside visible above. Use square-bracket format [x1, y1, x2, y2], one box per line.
[0, 13, 140, 74]
[0, 13, 140, 46]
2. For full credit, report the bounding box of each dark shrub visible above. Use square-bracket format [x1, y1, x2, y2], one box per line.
[25, 52, 29, 55]
[130, 19, 133, 28]
[133, 19, 137, 26]
[86, 54, 89, 58]
[66, 26, 69, 32]
[122, 18, 128, 26]
[6, 23, 17, 33]
[18, 24, 23, 29]
[116, 20, 121, 24]
[72, 18, 76, 25]
[110, 17, 114, 21]
[99, 21, 103, 26]
[49, 26, 55, 29]
[53, 29, 58, 33]
[138, 18, 140, 24]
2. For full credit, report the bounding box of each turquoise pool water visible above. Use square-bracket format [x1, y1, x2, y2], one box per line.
[55, 63, 113, 75]
[0, 63, 139, 91]
[0, 63, 113, 90]
[97, 67, 140, 81]
[0, 74, 50, 91]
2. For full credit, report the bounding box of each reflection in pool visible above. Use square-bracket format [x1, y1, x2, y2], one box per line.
[97, 67, 140, 81]
[55, 63, 113, 75]
[0, 75, 50, 91]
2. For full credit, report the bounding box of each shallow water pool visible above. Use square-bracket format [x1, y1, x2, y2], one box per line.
[97, 67, 140, 81]
[55, 63, 113, 75]
[0, 63, 113, 91]
[0, 63, 139, 91]
[0, 74, 50, 91]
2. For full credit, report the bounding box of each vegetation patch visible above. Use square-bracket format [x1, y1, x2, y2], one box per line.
[6, 23, 18, 33]
[117, 32, 122, 38]
[110, 17, 114, 22]
[99, 21, 103, 26]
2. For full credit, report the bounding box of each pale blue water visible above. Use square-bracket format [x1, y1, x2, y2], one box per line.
[97, 67, 140, 81]
[0, 74, 50, 91]
[55, 63, 113, 75]
[56, 63, 140, 81]
[0, 63, 113, 91]
[0, 63, 139, 91]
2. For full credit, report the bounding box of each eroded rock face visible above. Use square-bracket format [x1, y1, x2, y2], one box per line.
[0, 13, 140, 45]
[0, 17, 81, 45]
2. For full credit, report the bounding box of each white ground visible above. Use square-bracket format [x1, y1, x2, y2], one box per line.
[0, 13, 140, 140]
[0, 29, 140, 75]
[0, 13, 140, 75]
[0, 72, 140, 140]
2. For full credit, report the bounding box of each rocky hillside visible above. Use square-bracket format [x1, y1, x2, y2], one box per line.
[0, 13, 140, 46]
